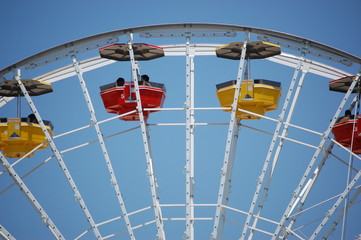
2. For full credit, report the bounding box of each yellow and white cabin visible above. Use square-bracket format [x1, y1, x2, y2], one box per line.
[216, 79, 282, 120]
[0, 118, 53, 158]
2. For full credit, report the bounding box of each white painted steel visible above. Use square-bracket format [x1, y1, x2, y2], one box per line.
[258, 35, 353, 66]
[322, 185, 361, 239]
[1, 23, 360, 240]
[283, 142, 336, 239]
[271, 73, 361, 240]
[1, 23, 360, 78]
[185, 36, 195, 239]
[0, 46, 352, 109]
[72, 55, 136, 240]
[241, 46, 309, 240]
[248, 56, 311, 239]
[310, 168, 361, 240]
[0, 153, 64, 239]
[341, 107, 359, 240]
[127, 33, 166, 240]
[0, 224, 16, 240]
[211, 33, 249, 240]
[14, 70, 104, 239]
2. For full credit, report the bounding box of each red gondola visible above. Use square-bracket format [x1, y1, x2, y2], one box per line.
[332, 116, 361, 154]
[100, 82, 166, 121]
[99, 43, 166, 121]
[330, 75, 361, 154]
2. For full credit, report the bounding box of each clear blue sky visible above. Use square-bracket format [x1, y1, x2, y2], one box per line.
[0, 0, 361, 239]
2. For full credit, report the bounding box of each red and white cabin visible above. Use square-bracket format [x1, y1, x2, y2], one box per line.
[100, 82, 166, 121]
[329, 76, 361, 154]
[332, 115, 361, 154]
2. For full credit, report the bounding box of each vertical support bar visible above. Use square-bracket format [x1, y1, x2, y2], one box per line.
[243, 55, 310, 240]
[13, 69, 103, 240]
[190, 56, 195, 238]
[272, 72, 361, 240]
[0, 153, 64, 240]
[16, 94, 21, 118]
[71, 56, 135, 240]
[127, 33, 165, 240]
[185, 36, 195, 240]
[211, 32, 249, 240]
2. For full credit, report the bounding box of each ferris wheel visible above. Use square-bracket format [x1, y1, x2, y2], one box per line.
[0, 23, 360, 240]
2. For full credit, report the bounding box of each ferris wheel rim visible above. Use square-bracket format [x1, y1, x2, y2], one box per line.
[0, 22, 360, 240]
[1, 22, 361, 78]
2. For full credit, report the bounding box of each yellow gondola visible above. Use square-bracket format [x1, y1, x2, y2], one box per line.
[0, 118, 53, 158]
[216, 79, 282, 119]
[216, 41, 282, 119]
[0, 79, 53, 158]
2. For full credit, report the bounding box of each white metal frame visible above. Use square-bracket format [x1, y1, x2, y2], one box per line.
[13, 69, 104, 240]
[127, 32, 166, 240]
[185, 36, 195, 239]
[271, 72, 361, 240]
[0, 23, 360, 240]
[240, 43, 310, 240]
[0, 151, 64, 239]
[71, 55, 136, 239]
[211, 32, 249, 240]
[0, 224, 16, 240]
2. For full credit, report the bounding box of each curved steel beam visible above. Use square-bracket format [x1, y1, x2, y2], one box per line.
[1, 23, 360, 77]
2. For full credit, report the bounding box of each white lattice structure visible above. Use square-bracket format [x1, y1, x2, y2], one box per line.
[0, 23, 360, 240]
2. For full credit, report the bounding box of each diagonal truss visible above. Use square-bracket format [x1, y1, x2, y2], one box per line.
[283, 96, 359, 239]
[211, 32, 249, 240]
[0, 24, 360, 239]
[0, 153, 64, 239]
[127, 33, 166, 239]
[310, 169, 361, 240]
[241, 44, 310, 240]
[283, 142, 335, 239]
[271, 73, 361, 239]
[71, 55, 135, 239]
[322, 184, 361, 239]
[13, 70, 103, 239]
[0, 225, 15, 240]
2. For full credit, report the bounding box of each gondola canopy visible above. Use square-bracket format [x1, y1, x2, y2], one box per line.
[216, 41, 281, 60]
[0, 79, 53, 97]
[99, 43, 165, 61]
[329, 76, 359, 93]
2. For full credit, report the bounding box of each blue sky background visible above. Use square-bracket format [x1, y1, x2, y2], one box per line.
[1, 0, 361, 239]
